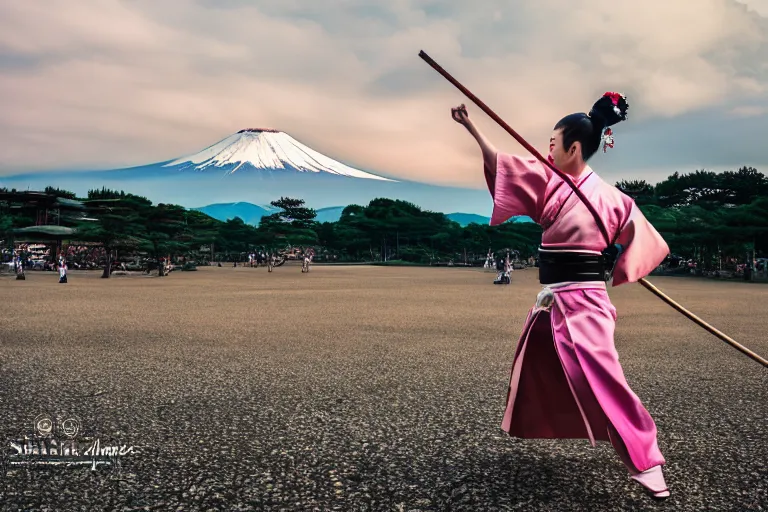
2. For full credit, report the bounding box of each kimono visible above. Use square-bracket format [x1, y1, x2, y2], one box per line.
[487, 153, 669, 474]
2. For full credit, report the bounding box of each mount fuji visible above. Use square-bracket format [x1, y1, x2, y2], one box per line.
[162, 128, 395, 181]
[0, 128, 504, 219]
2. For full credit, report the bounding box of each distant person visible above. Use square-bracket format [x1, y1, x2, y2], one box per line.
[15, 255, 25, 280]
[493, 254, 510, 284]
[302, 252, 313, 273]
[504, 252, 513, 273]
[58, 261, 68, 284]
[483, 249, 493, 270]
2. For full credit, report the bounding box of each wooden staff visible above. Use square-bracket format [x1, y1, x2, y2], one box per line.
[419, 50, 768, 369]
[418, 51, 611, 245]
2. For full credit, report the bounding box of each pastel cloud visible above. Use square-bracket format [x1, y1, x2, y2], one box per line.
[0, 0, 766, 188]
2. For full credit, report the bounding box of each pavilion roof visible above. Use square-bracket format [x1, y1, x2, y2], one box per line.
[12, 225, 77, 238]
[0, 191, 85, 210]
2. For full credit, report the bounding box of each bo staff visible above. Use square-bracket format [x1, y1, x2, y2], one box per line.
[419, 50, 768, 369]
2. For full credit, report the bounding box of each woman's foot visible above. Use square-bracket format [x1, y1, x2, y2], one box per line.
[630, 465, 670, 501]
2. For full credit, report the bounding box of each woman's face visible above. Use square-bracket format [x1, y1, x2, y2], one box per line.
[549, 128, 580, 171]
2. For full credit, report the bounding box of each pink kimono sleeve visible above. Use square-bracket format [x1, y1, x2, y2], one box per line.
[486, 153, 552, 225]
[612, 201, 670, 286]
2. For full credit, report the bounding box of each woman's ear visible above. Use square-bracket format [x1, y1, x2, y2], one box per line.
[570, 141, 581, 157]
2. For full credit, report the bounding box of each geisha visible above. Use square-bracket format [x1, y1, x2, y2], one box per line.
[451, 92, 671, 500]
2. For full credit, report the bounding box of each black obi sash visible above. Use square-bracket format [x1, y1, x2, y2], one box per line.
[538, 246, 619, 284]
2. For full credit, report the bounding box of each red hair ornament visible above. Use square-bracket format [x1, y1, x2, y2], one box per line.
[602, 127, 615, 153]
[598, 91, 627, 153]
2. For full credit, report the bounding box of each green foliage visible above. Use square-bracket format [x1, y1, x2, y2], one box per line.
[638, 166, 767, 209]
[0, 213, 15, 247]
[256, 197, 320, 248]
[2, 165, 768, 269]
[139, 203, 192, 258]
[44, 186, 77, 199]
[216, 217, 260, 252]
[306, 197, 543, 263]
[616, 179, 656, 206]
[268, 196, 317, 228]
[87, 187, 152, 206]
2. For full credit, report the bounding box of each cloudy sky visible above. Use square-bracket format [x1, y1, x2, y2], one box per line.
[1, 0, 767, 190]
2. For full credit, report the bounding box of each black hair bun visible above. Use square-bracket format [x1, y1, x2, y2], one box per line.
[588, 92, 629, 129]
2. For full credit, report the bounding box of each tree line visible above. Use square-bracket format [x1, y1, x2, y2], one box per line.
[1, 165, 766, 274]
[616, 167, 767, 267]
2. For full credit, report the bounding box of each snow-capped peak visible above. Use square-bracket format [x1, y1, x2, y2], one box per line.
[163, 129, 395, 181]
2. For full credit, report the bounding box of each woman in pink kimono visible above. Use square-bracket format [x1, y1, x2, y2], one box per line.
[452, 93, 671, 500]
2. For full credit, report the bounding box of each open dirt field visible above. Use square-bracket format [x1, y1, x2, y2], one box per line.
[1, 265, 766, 511]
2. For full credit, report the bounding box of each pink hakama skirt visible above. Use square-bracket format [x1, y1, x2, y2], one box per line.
[501, 283, 665, 473]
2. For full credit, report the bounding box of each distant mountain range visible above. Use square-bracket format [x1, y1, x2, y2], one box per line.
[193, 202, 347, 225]
[193, 202, 280, 226]
[194, 201, 533, 227]
[0, 128, 514, 218]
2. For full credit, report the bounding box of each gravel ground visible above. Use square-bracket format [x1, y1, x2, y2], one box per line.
[0, 265, 766, 512]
